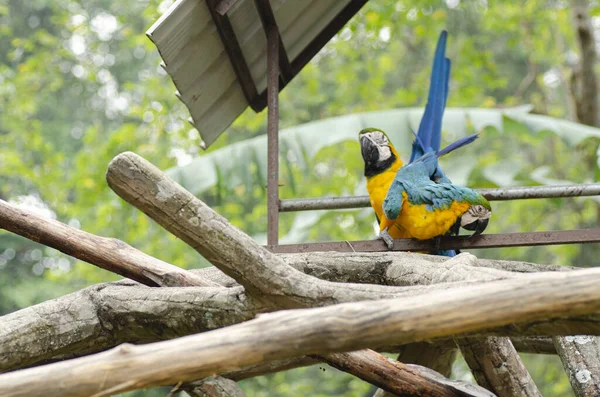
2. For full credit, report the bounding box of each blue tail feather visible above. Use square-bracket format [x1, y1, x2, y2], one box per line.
[410, 31, 449, 163]
[407, 31, 462, 258]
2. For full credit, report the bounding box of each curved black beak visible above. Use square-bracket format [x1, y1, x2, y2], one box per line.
[463, 218, 489, 237]
[359, 136, 379, 166]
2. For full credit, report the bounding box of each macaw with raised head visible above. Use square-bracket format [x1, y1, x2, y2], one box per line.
[380, 134, 492, 249]
[359, 30, 491, 252]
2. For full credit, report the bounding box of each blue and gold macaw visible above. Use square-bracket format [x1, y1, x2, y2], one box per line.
[360, 31, 491, 252]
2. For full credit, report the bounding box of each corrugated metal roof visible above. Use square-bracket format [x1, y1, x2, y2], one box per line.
[147, 0, 363, 148]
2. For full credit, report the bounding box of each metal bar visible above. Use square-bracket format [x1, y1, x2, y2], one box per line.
[215, 0, 241, 15]
[253, 0, 293, 83]
[266, 229, 600, 254]
[207, 0, 262, 111]
[279, 183, 600, 212]
[266, 25, 280, 246]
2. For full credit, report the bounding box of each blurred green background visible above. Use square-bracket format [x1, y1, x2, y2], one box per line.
[1, 0, 600, 395]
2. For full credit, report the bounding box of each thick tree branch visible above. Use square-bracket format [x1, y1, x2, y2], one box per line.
[0, 247, 573, 373]
[318, 349, 493, 397]
[0, 282, 259, 372]
[183, 377, 248, 397]
[0, 199, 217, 287]
[105, 152, 424, 307]
[104, 151, 496, 395]
[458, 337, 541, 396]
[371, 341, 458, 397]
[0, 276, 576, 375]
[554, 336, 600, 396]
[4, 266, 600, 396]
[571, 0, 598, 127]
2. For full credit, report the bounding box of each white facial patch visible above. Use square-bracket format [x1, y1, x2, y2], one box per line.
[460, 205, 491, 227]
[363, 131, 391, 161]
[377, 145, 392, 161]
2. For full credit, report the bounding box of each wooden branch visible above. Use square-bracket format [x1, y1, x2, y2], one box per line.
[5, 265, 600, 396]
[371, 341, 458, 397]
[0, 275, 573, 375]
[103, 152, 550, 395]
[0, 249, 573, 373]
[0, 199, 217, 287]
[571, 0, 598, 127]
[0, 281, 257, 372]
[277, 251, 572, 286]
[510, 337, 555, 355]
[458, 337, 541, 396]
[105, 152, 419, 307]
[183, 377, 247, 397]
[318, 349, 493, 397]
[359, 254, 538, 396]
[104, 152, 478, 395]
[554, 336, 600, 396]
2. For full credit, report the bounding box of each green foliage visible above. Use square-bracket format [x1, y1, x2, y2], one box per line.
[1, 0, 599, 395]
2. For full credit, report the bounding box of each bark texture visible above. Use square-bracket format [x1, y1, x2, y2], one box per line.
[4, 266, 600, 396]
[320, 349, 493, 397]
[0, 199, 217, 287]
[458, 337, 541, 396]
[555, 336, 600, 397]
[184, 377, 248, 397]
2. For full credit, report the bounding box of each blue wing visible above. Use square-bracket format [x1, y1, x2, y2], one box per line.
[383, 180, 405, 221]
[406, 183, 458, 211]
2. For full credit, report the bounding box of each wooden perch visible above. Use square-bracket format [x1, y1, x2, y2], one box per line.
[370, 340, 459, 397]
[105, 151, 493, 395]
[458, 337, 541, 396]
[0, 151, 592, 392]
[318, 349, 493, 397]
[0, 199, 218, 287]
[0, 274, 577, 375]
[0, 281, 258, 372]
[183, 376, 248, 397]
[5, 263, 600, 396]
[0, 243, 574, 374]
[105, 152, 420, 306]
[554, 336, 600, 396]
[103, 152, 557, 394]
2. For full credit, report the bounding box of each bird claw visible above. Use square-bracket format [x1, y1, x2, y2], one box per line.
[378, 229, 394, 250]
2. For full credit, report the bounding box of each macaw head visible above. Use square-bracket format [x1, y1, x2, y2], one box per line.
[460, 196, 492, 236]
[358, 128, 401, 177]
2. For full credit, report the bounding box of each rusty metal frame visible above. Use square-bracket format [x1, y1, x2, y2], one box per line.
[208, 0, 600, 253]
[267, 229, 600, 254]
[266, 24, 280, 245]
[254, 0, 293, 84]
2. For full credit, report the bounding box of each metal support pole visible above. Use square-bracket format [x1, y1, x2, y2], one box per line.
[266, 25, 280, 245]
